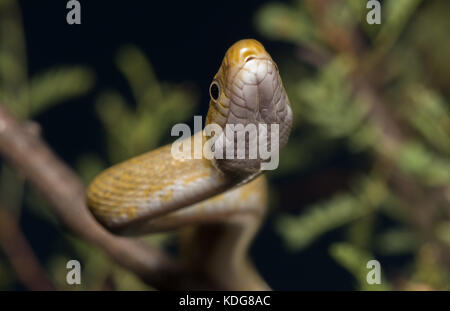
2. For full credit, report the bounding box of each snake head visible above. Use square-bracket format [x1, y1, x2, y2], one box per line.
[206, 39, 293, 177]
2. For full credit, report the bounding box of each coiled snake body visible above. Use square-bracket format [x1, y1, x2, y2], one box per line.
[87, 39, 293, 290]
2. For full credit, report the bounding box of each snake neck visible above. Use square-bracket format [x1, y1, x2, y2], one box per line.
[179, 213, 269, 290]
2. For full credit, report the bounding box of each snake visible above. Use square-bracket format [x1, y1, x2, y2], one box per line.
[86, 39, 293, 290]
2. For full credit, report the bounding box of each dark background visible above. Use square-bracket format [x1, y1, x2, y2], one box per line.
[16, 0, 357, 290]
[23, 1, 286, 163]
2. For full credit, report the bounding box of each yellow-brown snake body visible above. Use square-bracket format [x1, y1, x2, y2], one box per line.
[87, 39, 293, 290]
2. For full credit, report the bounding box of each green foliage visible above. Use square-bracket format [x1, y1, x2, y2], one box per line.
[0, 1, 94, 119]
[376, 0, 422, 46]
[0, 1, 198, 291]
[295, 57, 368, 138]
[395, 141, 450, 186]
[75, 43, 198, 291]
[1, 0, 449, 290]
[406, 86, 450, 155]
[0, 0, 95, 230]
[255, 0, 450, 290]
[2, 67, 95, 117]
[435, 222, 450, 247]
[375, 228, 417, 255]
[277, 177, 387, 250]
[410, 244, 450, 290]
[330, 243, 391, 290]
[0, 0, 27, 103]
[76, 154, 106, 185]
[254, 3, 315, 45]
[0, 258, 14, 289]
[24, 67, 94, 117]
[0, 0, 103, 290]
[278, 194, 363, 250]
[410, 1, 450, 92]
[95, 45, 197, 164]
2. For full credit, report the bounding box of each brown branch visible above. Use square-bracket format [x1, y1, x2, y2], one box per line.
[0, 207, 55, 290]
[0, 103, 212, 290]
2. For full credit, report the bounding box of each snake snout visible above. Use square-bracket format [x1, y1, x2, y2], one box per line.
[231, 57, 283, 125]
[244, 56, 256, 63]
[208, 39, 293, 177]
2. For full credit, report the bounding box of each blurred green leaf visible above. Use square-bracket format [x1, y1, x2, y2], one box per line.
[116, 45, 161, 105]
[396, 141, 450, 186]
[296, 57, 368, 138]
[0, 259, 14, 289]
[254, 3, 315, 45]
[23, 67, 95, 117]
[407, 86, 450, 155]
[410, 1, 450, 92]
[376, 0, 422, 46]
[330, 242, 390, 290]
[0, 0, 28, 116]
[96, 45, 198, 163]
[277, 177, 387, 250]
[25, 189, 59, 226]
[76, 154, 105, 184]
[348, 0, 378, 38]
[411, 244, 450, 290]
[277, 194, 363, 250]
[112, 266, 152, 291]
[435, 222, 450, 247]
[376, 228, 417, 255]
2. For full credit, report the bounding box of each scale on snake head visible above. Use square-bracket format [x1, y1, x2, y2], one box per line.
[205, 39, 292, 177]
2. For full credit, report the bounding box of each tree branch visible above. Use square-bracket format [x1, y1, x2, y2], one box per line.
[0, 207, 55, 290]
[0, 103, 206, 290]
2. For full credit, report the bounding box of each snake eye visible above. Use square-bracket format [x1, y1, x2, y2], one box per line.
[209, 81, 220, 101]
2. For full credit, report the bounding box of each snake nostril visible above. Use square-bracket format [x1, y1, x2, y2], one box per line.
[245, 56, 256, 62]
